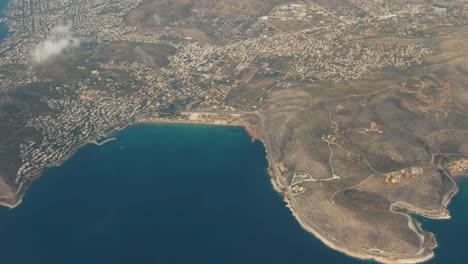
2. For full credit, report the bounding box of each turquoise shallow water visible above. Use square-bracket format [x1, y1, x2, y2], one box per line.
[0, 124, 366, 264]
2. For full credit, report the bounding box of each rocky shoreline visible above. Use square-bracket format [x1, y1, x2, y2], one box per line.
[0, 113, 462, 264]
[259, 124, 461, 264]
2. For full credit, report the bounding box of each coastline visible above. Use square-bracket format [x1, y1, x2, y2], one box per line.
[259, 129, 461, 263]
[0, 111, 462, 264]
[284, 194, 436, 264]
[0, 113, 260, 209]
[268, 160, 440, 264]
[275, 159, 460, 264]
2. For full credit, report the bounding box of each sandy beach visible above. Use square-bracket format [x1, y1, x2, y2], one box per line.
[0, 113, 259, 209]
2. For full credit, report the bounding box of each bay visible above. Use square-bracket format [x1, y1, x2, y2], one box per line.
[0, 123, 465, 263]
[0, 1, 465, 262]
[0, 124, 362, 264]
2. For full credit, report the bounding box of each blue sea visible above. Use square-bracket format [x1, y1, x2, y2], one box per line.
[0, 124, 366, 264]
[0, 120, 468, 264]
[419, 178, 468, 264]
[0, 124, 466, 263]
[0, 9, 466, 259]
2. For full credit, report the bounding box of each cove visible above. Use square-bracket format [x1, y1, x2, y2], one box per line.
[0, 124, 363, 264]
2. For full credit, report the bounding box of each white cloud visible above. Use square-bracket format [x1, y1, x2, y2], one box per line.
[31, 22, 80, 64]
